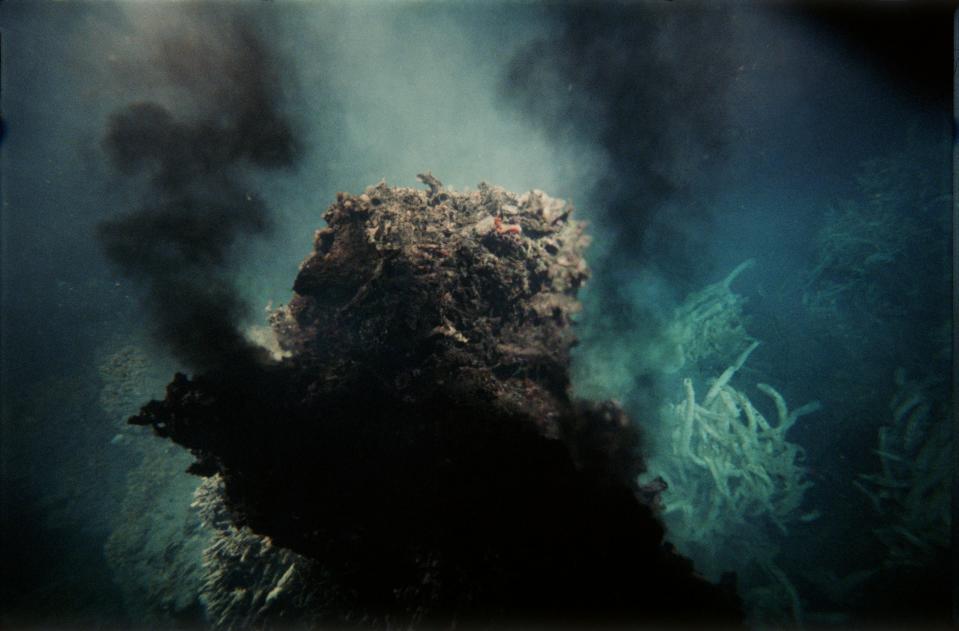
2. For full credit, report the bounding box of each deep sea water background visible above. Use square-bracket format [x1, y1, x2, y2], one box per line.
[0, 2, 953, 628]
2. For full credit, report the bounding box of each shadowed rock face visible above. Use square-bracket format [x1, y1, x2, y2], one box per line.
[133, 178, 742, 627]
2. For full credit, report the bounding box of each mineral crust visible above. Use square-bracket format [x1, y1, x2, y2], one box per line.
[132, 176, 741, 627]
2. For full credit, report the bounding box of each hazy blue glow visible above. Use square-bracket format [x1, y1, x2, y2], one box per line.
[0, 2, 951, 627]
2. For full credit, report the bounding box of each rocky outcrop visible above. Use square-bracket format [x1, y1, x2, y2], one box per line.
[133, 177, 741, 627]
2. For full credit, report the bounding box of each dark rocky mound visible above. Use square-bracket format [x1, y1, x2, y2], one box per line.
[133, 176, 741, 628]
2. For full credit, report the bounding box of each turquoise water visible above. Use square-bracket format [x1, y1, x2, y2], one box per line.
[1, 2, 952, 628]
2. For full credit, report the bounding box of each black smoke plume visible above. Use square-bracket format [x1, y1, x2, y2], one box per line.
[502, 5, 737, 409]
[504, 4, 735, 283]
[98, 12, 298, 372]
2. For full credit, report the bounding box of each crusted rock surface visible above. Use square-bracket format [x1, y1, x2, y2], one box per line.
[134, 177, 741, 627]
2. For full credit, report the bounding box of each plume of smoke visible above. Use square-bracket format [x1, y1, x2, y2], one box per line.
[97, 10, 299, 372]
[504, 4, 734, 269]
[503, 4, 737, 408]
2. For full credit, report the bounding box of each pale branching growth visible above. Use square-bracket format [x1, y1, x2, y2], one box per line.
[802, 153, 948, 344]
[644, 261, 821, 627]
[668, 259, 756, 373]
[658, 344, 818, 543]
[855, 369, 951, 567]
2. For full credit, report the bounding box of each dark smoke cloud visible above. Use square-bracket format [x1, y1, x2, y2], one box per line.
[504, 4, 735, 281]
[98, 12, 299, 372]
[502, 4, 738, 410]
